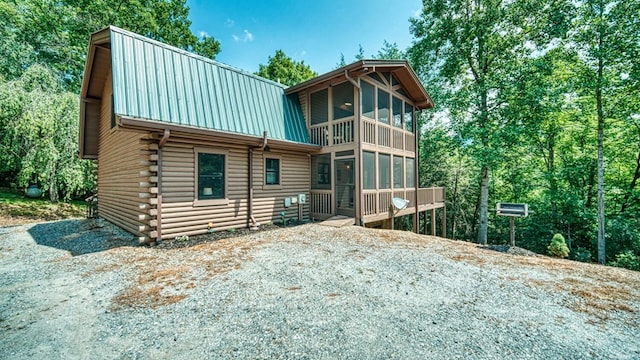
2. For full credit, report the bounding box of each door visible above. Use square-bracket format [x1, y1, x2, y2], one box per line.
[335, 158, 355, 217]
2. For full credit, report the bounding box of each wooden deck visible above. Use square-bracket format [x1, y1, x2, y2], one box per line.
[318, 215, 355, 228]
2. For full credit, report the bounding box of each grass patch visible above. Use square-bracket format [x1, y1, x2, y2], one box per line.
[0, 187, 86, 226]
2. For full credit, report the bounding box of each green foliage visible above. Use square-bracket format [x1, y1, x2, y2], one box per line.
[548, 234, 570, 258]
[256, 50, 317, 86]
[570, 247, 592, 263]
[608, 251, 640, 271]
[0, 65, 95, 201]
[1, 0, 221, 92]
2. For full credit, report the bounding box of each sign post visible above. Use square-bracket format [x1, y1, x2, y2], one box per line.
[496, 203, 528, 247]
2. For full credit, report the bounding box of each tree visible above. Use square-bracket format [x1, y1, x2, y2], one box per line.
[0, 65, 94, 201]
[572, 0, 640, 263]
[0, 0, 221, 92]
[256, 50, 317, 86]
[409, 0, 535, 244]
[373, 41, 406, 60]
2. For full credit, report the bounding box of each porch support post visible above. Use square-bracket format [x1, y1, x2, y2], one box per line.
[431, 209, 436, 236]
[442, 206, 447, 239]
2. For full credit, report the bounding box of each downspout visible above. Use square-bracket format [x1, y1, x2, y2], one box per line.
[345, 70, 362, 226]
[156, 129, 170, 244]
[414, 111, 420, 234]
[248, 131, 268, 228]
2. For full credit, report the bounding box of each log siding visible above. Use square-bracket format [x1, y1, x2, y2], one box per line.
[97, 72, 153, 239]
[159, 137, 310, 238]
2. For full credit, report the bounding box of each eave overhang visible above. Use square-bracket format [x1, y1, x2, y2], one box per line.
[286, 60, 435, 110]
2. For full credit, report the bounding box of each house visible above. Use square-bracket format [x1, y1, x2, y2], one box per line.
[79, 26, 446, 244]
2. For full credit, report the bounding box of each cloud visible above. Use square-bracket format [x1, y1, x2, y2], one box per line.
[198, 31, 209, 38]
[243, 29, 254, 42]
[225, 18, 235, 27]
[233, 29, 254, 43]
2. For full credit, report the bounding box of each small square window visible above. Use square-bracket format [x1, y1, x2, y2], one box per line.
[265, 158, 280, 185]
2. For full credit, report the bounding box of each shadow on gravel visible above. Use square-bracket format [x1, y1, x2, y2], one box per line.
[479, 244, 539, 257]
[29, 219, 138, 256]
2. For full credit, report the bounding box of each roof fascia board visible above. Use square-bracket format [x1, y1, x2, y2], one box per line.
[118, 116, 321, 152]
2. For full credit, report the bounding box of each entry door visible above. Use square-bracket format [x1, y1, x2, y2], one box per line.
[335, 158, 355, 217]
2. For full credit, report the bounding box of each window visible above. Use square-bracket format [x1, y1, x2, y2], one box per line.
[378, 89, 390, 124]
[362, 82, 375, 119]
[378, 153, 391, 189]
[197, 151, 225, 201]
[405, 103, 414, 132]
[265, 158, 280, 185]
[363, 151, 376, 189]
[332, 82, 354, 120]
[393, 156, 404, 188]
[392, 96, 403, 128]
[312, 154, 331, 190]
[405, 158, 415, 188]
[310, 89, 328, 125]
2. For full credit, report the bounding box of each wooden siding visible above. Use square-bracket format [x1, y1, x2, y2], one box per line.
[159, 137, 310, 239]
[97, 72, 151, 238]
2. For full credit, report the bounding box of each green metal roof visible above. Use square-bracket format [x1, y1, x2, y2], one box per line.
[109, 26, 310, 145]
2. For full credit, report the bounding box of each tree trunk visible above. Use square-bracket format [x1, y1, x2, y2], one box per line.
[477, 166, 489, 245]
[451, 156, 461, 239]
[596, 36, 606, 265]
[49, 175, 58, 203]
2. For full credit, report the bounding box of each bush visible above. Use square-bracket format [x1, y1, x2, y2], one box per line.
[548, 233, 569, 258]
[608, 251, 640, 271]
[570, 247, 592, 263]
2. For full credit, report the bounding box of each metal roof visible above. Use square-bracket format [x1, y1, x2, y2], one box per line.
[108, 26, 310, 145]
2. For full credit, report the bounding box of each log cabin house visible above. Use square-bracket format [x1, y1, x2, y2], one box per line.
[79, 26, 445, 244]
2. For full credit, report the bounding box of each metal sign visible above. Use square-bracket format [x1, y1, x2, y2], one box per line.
[496, 203, 528, 217]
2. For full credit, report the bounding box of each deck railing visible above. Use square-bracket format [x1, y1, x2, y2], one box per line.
[332, 119, 354, 145]
[313, 187, 444, 219]
[310, 190, 332, 216]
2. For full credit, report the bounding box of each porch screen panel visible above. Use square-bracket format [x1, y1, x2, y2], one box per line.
[405, 157, 415, 188]
[393, 155, 404, 188]
[363, 151, 375, 189]
[311, 153, 331, 190]
[378, 153, 391, 189]
[377, 89, 389, 124]
[332, 82, 354, 120]
[404, 103, 414, 132]
[310, 89, 328, 125]
[362, 82, 375, 119]
[392, 96, 403, 128]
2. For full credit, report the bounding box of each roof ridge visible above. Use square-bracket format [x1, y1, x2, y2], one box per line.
[107, 25, 288, 90]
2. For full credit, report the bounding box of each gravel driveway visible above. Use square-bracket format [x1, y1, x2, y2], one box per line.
[1, 219, 639, 359]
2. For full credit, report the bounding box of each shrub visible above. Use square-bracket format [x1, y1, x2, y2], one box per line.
[608, 251, 640, 271]
[570, 247, 592, 263]
[548, 233, 569, 258]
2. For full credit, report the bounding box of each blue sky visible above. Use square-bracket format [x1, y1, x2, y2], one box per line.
[186, 0, 423, 75]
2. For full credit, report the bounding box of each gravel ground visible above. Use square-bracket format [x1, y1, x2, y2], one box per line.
[1, 219, 639, 359]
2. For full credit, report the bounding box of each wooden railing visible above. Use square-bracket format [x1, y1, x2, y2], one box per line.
[393, 129, 404, 150]
[378, 125, 391, 147]
[363, 191, 377, 215]
[310, 124, 329, 146]
[310, 119, 416, 151]
[332, 119, 354, 145]
[310, 190, 332, 215]
[363, 120, 376, 145]
[418, 187, 445, 205]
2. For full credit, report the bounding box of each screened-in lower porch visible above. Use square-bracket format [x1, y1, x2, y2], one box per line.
[310, 186, 445, 224]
